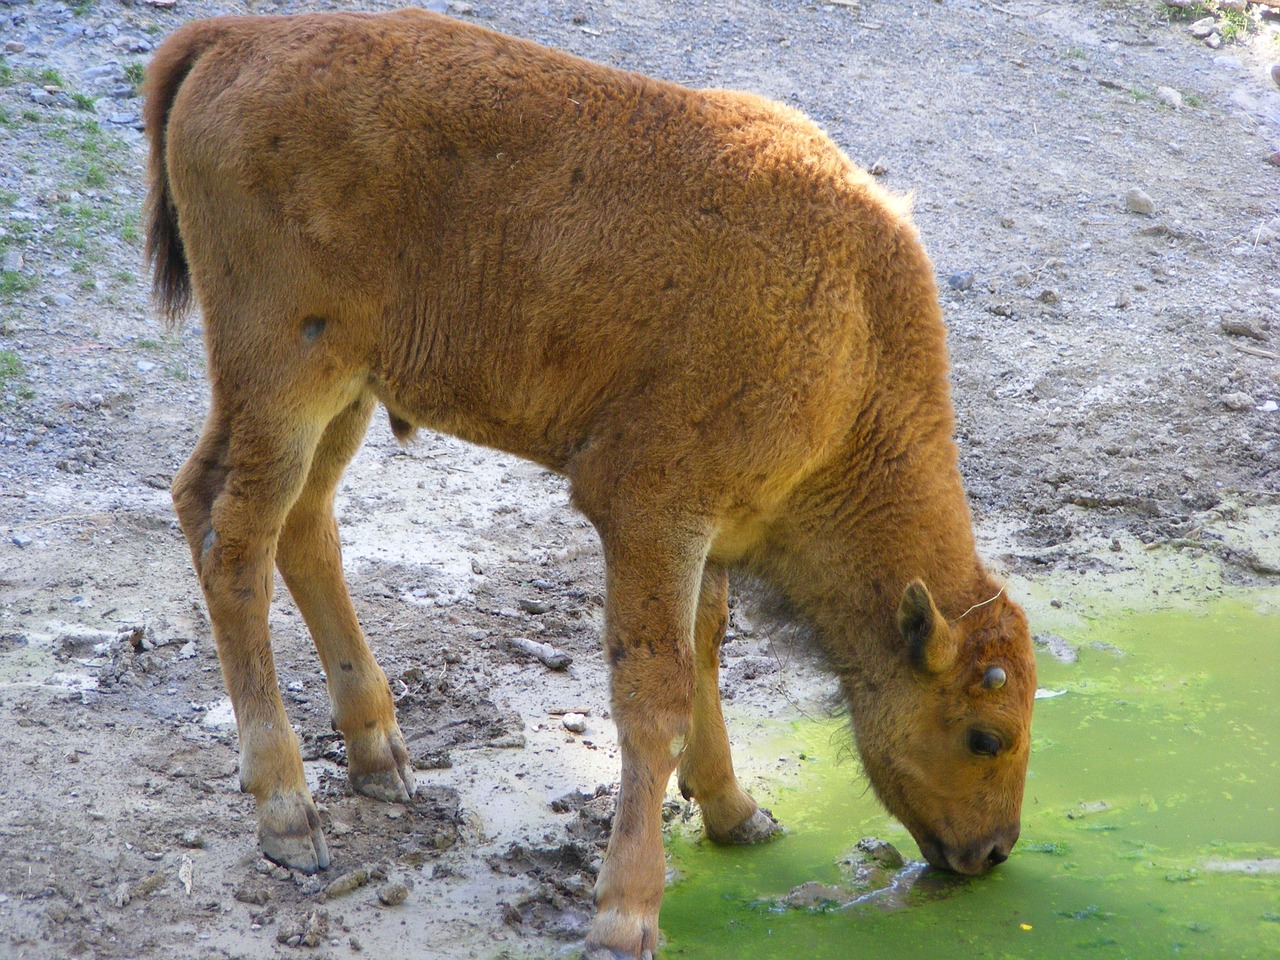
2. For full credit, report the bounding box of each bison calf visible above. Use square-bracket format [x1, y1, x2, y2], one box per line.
[144, 10, 1035, 958]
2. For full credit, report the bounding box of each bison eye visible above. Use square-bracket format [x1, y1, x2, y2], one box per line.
[968, 729, 1002, 758]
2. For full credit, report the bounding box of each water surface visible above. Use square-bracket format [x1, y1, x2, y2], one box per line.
[660, 596, 1280, 959]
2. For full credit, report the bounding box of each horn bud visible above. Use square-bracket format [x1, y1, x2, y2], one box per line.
[983, 665, 1007, 690]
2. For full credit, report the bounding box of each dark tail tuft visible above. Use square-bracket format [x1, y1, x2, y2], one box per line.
[142, 26, 209, 327]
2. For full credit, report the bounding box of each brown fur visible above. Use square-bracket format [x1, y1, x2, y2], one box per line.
[143, 11, 1035, 957]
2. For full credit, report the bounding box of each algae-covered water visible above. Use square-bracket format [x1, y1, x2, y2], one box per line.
[660, 596, 1280, 959]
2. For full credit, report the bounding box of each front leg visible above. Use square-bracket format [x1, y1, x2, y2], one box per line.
[584, 522, 706, 959]
[676, 566, 780, 844]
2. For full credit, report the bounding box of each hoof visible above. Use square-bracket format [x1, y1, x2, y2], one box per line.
[708, 807, 781, 845]
[258, 790, 330, 873]
[585, 906, 657, 960]
[346, 724, 416, 803]
[352, 763, 416, 803]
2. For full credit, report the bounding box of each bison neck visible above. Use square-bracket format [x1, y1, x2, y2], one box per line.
[753, 421, 991, 675]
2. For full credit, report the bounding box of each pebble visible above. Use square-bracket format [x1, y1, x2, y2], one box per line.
[1188, 17, 1216, 40]
[562, 712, 588, 734]
[5, 40, 25, 53]
[1155, 86, 1182, 108]
[1, 250, 20, 273]
[517, 597, 550, 614]
[1222, 392, 1255, 411]
[12, 533, 32, 548]
[947, 270, 975, 291]
[376, 882, 409, 907]
[1220, 317, 1270, 341]
[1124, 187, 1155, 216]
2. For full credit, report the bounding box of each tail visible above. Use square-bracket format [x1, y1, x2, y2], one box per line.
[142, 24, 214, 326]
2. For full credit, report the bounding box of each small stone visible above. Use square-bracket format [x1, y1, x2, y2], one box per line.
[1154, 86, 1182, 108]
[11, 533, 32, 548]
[234, 881, 271, 906]
[1, 250, 22, 273]
[1272, 65, 1280, 90]
[947, 270, 975, 291]
[1124, 187, 1155, 216]
[1188, 17, 1217, 39]
[562, 712, 588, 734]
[1222, 392, 1255, 412]
[324, 868, 370, 900]
[137, 360, 156, 373]
[376, 882, 409, 907]
[1218, 0, 1245, 11]
[4, 41, 25, 53]
[448, 0, 474, 12]
[1220, 317, 1269, 341]
[177, 641, 197, 660]
[1269, 151, 1280, 169]
[1204, 33, 1221, 50]
[177, 829, 205, 848]
[856, 836, 905, 869]
[517, 597, 550, 614]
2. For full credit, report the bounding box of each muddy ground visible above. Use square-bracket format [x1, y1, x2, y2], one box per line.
[1, 0, 1278, 958]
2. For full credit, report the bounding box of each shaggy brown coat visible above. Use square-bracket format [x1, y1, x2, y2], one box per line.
[144, 10, 1036, 958]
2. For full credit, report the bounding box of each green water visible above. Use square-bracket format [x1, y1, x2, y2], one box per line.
[660, 597, 1280, 959]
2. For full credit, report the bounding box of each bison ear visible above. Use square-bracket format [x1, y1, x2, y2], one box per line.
[897, 580, 958, 675]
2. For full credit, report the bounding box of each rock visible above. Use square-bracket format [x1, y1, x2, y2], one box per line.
[1033, 632, 1079, 663]
[1269, 151, 1280, 169]
[517, 597, 550, 614]
[376, 882, 409, 906]
[1188, 17, 1217, 39]
[1222, 392, 1255, 412]
[276, 909, 330, 947]
[234, 881, 271, 906]
[11, 533, 32, 548]
[947, 270, 975, 291]
[1220, 317, 1269, 341]
[1124, 187, 1155, 216]
[4, 41, 25, 53]
[324, 868, 370, 900]
[1155, 86, 1182, 108]
[562, 712, 588, 734]
[1272, 65, 1280, 90]
[1204, 33, 1221, 50]
[855, 837, 905, 869]
[449, 0, 475, 12]
[1218, 0, 1246, 10]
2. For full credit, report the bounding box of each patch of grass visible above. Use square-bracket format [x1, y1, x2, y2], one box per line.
[124, 61, 145, 90]
[1216, 9, 1250, 43]
[1183, 91, 1204, 108]
[1130, 87, 1151, 102]
[113, 270, 137, 284]
[20, 110, 39, 123]
[1, 271, 36, 299]
[72, 93, 97, 112]
[83, 163, 107, 188]
[120, 212, 141, 244]
[72, 0, 96, 15]
[0, 350, 34, 401]
[165, 359, 190, 381]
[1066, 46, 1087, 59]
[0, 58, 13, 86]
[36, 67, 64, 88]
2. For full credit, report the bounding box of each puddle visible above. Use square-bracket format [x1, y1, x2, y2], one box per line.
[660, 595, 1280, 958]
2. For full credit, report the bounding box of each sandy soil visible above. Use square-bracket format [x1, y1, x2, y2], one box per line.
[1, 1, 1277, 958]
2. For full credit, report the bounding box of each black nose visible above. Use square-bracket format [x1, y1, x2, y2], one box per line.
[986, 846, 1009, 867]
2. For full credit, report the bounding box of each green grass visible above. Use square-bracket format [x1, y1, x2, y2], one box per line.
[0, 58, 13, 87]
[124, 61, 145, 90]
[1, 271, 36, 298]
[36, 67, 64, 87]
[72, 93, 96, 112]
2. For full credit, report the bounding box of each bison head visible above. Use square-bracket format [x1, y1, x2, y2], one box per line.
[846, 579, 1035, 875]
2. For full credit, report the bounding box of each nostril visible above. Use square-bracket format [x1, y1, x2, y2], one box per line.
[987, 846, 1009, 867]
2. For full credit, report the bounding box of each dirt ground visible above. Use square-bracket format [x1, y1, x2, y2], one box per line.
[1, 0, 1277, 958]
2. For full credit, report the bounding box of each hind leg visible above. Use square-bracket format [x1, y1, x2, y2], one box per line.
[172, 393, 343, 873]
[275, 394, 414, 803]
[676, 566, 780, 843]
